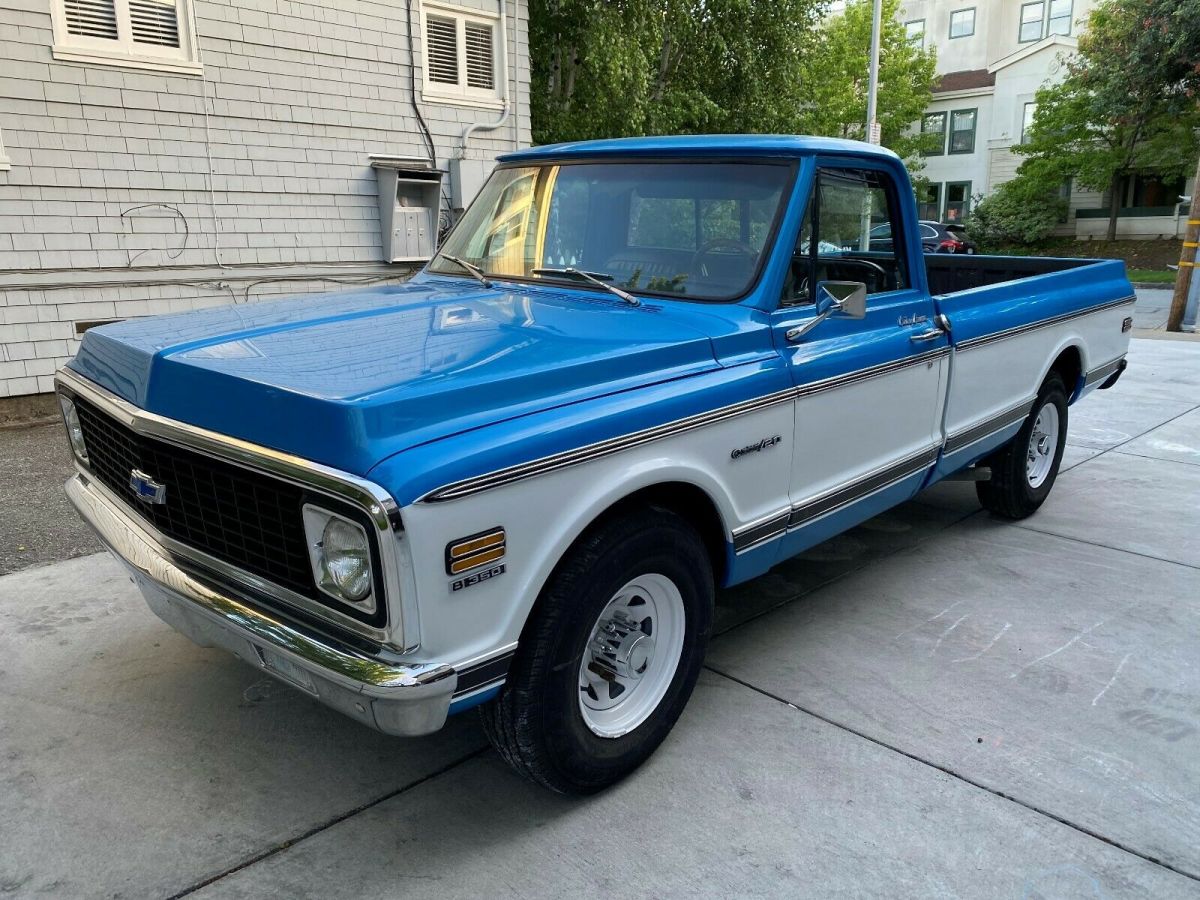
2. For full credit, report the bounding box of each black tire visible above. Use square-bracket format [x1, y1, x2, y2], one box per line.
[976, 372, 1069, 519]
[479, 506, 714, 794]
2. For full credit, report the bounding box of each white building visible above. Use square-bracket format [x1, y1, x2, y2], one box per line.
[0, 0, 530, 405]
[901, 0, 1191, 237]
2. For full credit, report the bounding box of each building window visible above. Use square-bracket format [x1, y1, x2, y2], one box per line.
[919, 183, 942, 220]
[1023, 0, 1071, 40]
[905, 19, 925, 49]
[1019, 2, 1043, 41]
[945, 182, 971, 222]
[421, 2, 501, 107]
[1047, 0, 1073, 35]
[949, 8, 975, 38]
[1020, 102, 1036, 144]
[949, 108, 977, 154]
[0, 126, 10, 171]
[921, 112, 947, 155]
[49, 0, 200, 73]
[1058, 178, 1072, 222]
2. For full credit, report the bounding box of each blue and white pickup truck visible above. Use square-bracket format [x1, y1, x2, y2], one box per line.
[58, 136, 1133, 793]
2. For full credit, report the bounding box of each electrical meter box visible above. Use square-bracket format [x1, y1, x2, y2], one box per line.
[369, 155, 444, 263]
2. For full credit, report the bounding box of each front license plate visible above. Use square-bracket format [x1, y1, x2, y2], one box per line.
[255, 645, 317, 695]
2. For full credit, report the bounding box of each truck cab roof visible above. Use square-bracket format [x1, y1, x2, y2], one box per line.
[499, 134, 903, 164]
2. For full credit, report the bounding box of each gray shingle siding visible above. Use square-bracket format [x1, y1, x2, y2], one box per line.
[0, 0, 530, 397]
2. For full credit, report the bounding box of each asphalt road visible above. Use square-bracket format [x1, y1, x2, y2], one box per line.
[1, 302, 1198, 897]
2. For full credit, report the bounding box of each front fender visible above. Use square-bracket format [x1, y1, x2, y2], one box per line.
[384, 384, 795, 668]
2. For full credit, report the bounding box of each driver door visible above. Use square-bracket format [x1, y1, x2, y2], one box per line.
[772, 165, 948, 557]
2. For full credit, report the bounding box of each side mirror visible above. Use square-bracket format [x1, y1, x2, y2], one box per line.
[817, 280, 867, 319]
[787, 281, 868, 343]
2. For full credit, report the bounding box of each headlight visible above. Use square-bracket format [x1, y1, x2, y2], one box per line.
[58, 394, 89, 463]
[302, 505, 375, 611]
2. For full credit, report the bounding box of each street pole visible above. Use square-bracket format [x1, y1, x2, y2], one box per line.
[865, 0, 883, 145]
[1167, 155, 1200, 332]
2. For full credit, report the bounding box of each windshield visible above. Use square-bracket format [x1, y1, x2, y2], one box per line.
[429, 160, 795, 301]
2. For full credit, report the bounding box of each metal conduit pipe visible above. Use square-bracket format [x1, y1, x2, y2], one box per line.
[458, 0, 511, 157]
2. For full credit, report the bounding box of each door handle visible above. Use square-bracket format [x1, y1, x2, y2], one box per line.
[909, 328, 944, 343]
[907, 313, 951, 344]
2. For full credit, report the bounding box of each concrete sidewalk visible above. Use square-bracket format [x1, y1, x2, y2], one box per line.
[1, 335, 1198, 898]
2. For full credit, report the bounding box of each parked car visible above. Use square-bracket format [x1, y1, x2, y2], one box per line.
[922, 220, 977, 254]
[870, 220, 976, 254]
[58, 136, 1133, 794]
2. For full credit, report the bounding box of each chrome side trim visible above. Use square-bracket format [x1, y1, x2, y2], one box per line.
[787, 445, 940, 530]
[793, 346, 949, 399]
[422, 349, 950, 504]
[67, 474, 456, 732]
[731, 508, 792, 554]
[943, 398, 1035, 455]
[421, 386, 798, 503]
[1084, 355, 1126, 387]
[955, 296, 1136, 351]
[55, 367, 417, 651]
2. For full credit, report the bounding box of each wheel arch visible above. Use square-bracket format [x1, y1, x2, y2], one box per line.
[1044, 342, 1085, 402]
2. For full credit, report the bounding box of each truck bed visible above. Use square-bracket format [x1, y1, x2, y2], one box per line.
[925, 254, 1095, 296]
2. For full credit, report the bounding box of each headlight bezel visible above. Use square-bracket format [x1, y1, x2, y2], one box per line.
[302, 503, 379, 615]
[58, 392, 90, 464]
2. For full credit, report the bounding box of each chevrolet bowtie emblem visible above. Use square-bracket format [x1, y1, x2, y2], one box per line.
[129, 468, 167, 505]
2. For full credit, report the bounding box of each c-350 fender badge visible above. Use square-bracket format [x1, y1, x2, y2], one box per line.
[730, 435, 783, 460]
[446, 527, 506, 591]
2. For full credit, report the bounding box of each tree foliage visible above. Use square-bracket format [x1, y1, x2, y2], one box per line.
[530, 0, 827, 143]
[797, 0, 937, 164]
[1016, 0, 1200, 240]
[530, 0, 937, 173]
[965, 166, 1068, 250]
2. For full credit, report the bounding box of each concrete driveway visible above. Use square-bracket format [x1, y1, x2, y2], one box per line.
[2, 335, 1198, 898]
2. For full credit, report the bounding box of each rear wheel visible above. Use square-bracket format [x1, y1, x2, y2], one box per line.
[479, 507, 713, 794]
[976, 372, 1068, 519]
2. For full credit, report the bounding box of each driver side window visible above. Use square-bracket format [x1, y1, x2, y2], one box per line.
[783, 168, 908, 305]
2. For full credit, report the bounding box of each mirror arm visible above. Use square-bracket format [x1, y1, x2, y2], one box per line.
[785, 301, 842, 343]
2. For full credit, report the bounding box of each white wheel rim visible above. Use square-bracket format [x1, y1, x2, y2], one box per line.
[1026, 402, 1060, 488]
[578, 573, 686, 738]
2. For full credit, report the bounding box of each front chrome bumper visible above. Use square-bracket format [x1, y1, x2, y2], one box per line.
[66, 473, 458, 736]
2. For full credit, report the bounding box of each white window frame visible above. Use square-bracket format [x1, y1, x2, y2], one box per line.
[949, 7, 976, 39]
[49, 0, 201, 75]
[1020, 102, 1036, 144]
[0, 127, 10, 172]
[420, 1, 503, 110]
[904, 19, 925, 49]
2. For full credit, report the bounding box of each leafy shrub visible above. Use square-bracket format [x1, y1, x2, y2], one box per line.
[965, 177, 1067, 251]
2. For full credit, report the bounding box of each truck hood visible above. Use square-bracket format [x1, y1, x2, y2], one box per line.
[67, 277, 722, 475]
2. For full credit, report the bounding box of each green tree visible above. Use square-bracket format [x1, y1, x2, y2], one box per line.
[1016, 0, 1200, 240]
[530, 0, 827, 145]
[965, 164, 1069, 250]
[797, 0, 938, 167]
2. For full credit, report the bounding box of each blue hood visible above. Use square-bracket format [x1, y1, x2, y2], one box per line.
[68, 277, 722, 475]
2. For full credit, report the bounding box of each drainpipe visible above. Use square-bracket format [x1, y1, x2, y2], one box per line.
[458, 0, 511, 157]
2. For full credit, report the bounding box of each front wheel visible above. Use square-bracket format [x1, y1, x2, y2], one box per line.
[976, 372, 1068, 519]
[479, 507, 713, 794]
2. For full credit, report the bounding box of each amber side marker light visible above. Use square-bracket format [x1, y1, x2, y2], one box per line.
[446, 527, 506, 576]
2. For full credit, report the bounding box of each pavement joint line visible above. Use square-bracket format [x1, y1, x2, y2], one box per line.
[166, 745, 489, 899]
[1008, 521, 1200, 572]
[1065, 401, 1200, 472]
[1109, 447, 1200, 469]
[703, 664, 1200, 886]
[712, 506, 986, 641]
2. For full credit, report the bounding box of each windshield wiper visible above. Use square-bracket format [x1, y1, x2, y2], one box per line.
[531, 267, 640, 307]
[440, 254, 493, 288]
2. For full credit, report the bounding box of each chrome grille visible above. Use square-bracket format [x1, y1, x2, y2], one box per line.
[73, 396, 317, 598]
